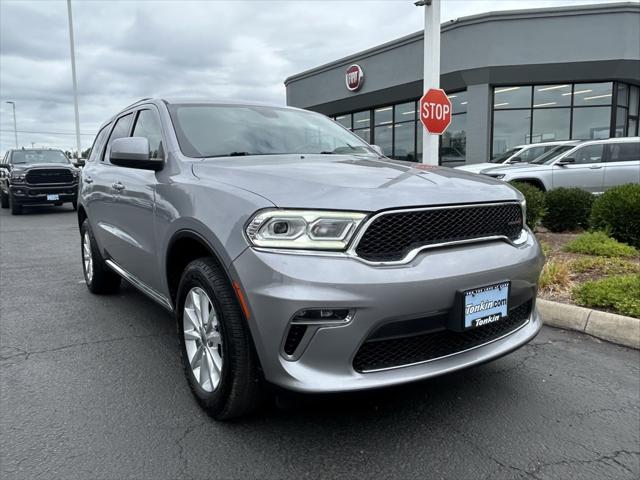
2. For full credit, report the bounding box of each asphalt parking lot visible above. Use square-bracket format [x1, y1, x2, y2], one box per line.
[1, 206, 639, 480]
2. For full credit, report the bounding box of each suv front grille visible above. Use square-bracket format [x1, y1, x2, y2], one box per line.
[354, 203, 523, 262]
[353, 301, 532, 373]
[26, 169, 74, 185]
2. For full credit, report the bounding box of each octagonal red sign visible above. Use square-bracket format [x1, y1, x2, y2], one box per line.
[419, 88, 452, 135]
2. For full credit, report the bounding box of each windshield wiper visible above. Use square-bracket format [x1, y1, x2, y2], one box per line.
[319, 151, 335, 154]
[228, 151, 251, 156]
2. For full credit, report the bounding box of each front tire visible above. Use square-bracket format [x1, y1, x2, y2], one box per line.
[9, 195, 21, 215]
[80, 219, 121, 293]
[176, 258, 263, 420]
[0, 190, 8, 208]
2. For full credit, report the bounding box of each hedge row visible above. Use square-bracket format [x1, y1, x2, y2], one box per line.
[510, 183, 640, 248]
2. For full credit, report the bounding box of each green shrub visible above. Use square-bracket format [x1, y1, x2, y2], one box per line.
[542, 188, 593, 232]
[511, 182, 545, 230]
[564, 231, 637, 258]
[590, 184, 640, 248]
[572, 274, 640, 318]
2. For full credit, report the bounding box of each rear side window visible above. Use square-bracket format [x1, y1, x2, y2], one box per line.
[102, 113, 134, 162]
[607, 142, 640, 162]
[132, 109, 163, 159]
[572, 144, 604, 164]
[88, 125, 110, 163]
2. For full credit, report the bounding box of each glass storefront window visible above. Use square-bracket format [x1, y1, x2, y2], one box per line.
[615, 107, 628, 137]
[416, 126, 422, 162]
[531, 108, 570, 142]
[573, 82, 613, 106]
[374, 106, 393, 125]
[449, 91, 468, 114]
[493, 86, 531, 109]
[393, 123, 416, 161]
[353, 110, 370, 128]
[441, 114, 466, 165]
[374, 125, 392, 156]
[533, 84, 571, 108]
[617, 83, 629, 107]
[353, 128, 370, 143]
[394, 102, 416, 121]
[629, 86, 639, 116]
[334, 114, 351, 129]
[572, 107, 611, 139]
[628, 118, 638, 137]
[492, 109, 531, 155]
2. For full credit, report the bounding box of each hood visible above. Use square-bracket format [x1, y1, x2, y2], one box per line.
[455, 162, 500, 173]
[192, 155, 521, 211]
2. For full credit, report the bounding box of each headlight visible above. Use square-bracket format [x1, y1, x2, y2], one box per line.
[72, 170, 79, 178]
[246, 210, 366, 250]
[10, 172, 26, 183]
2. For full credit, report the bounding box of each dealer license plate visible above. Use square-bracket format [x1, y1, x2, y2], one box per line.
[47, 194, 60, 201]
[463, 281, 509, 329]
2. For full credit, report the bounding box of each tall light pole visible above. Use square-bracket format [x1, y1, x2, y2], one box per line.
[5, 101, 18, 148]
[416, 0, 441, 165]
[66, 0, 82, 158]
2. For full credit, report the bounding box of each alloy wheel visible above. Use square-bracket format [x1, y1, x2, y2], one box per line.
[183, 287, 223, 392]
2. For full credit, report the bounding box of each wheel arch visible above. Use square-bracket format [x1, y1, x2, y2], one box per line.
[165, 229, 235, 306]
[510, 178, 547, 191]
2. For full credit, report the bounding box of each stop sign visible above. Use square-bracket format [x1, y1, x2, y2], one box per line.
[419, 88, 452, 135]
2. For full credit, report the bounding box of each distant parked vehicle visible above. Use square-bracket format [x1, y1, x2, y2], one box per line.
[0, 149, 80, 214]
[481, 137, 640, 193]
[456, 141, 575, 174]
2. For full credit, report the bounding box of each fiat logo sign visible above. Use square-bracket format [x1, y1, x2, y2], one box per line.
[345, 64, 364, 92]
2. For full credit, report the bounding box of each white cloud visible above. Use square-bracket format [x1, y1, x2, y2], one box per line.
[0, 0, 623, 153]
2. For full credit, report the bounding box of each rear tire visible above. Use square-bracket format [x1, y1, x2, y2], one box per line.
[80, 219, 121, 294]
[176, 258, 264, 420]
[9, 195, 21, 215]
[0, 190, 8, 208]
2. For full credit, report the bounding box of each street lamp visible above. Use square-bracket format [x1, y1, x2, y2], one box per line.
[5, 101, 18, 148]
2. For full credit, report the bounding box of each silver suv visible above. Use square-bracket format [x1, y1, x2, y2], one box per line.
[482, 137, 640, 192]
[78, 99, 543, 419]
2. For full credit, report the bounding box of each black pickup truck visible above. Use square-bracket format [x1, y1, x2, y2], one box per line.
[0, 149, 80, 215]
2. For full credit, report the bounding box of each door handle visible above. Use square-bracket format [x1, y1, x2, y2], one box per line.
[84, 176, 93, 184]
[589, 165, 603, 169]
[112, 181, 125, 191]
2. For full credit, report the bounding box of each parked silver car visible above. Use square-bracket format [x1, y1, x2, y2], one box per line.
[456, 141, 574, 174]
[482, 137, 640, 192]
[79, 99, 543, 419]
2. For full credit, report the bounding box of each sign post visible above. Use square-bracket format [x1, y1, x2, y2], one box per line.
[417, 0, 442, 165]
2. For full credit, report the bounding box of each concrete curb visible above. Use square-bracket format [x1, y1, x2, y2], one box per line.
[537, 298, 640, 349]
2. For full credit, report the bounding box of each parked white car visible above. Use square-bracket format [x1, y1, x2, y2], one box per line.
[481, 137, 640, 193]
[456, 141, 575, 174]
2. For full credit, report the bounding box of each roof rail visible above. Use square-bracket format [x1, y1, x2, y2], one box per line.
[121, 97, 153, 111]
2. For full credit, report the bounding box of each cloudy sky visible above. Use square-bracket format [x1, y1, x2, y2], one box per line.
[0, 0, 623, 154]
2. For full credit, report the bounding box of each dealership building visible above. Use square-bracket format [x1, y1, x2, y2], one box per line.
[284, 2, 640, 165]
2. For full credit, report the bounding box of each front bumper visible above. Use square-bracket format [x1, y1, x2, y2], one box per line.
[232, 231, 544, 393]
[10, 183, 78, 204]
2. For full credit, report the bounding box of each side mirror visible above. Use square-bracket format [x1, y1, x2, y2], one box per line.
[370, 145, 383, 156]
[110, 137, 163, 171]
[508, 156, 522, 163]
[557, 157, 575, 166]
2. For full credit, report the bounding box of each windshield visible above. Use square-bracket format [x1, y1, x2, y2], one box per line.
[11, 150, 69, 165]
[490, 147, 522, 163]
[530, 145, 575, 164]
[169, 104, 376, 158]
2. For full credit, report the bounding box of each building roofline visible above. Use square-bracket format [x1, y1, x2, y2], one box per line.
[284, 2, 640, 85]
